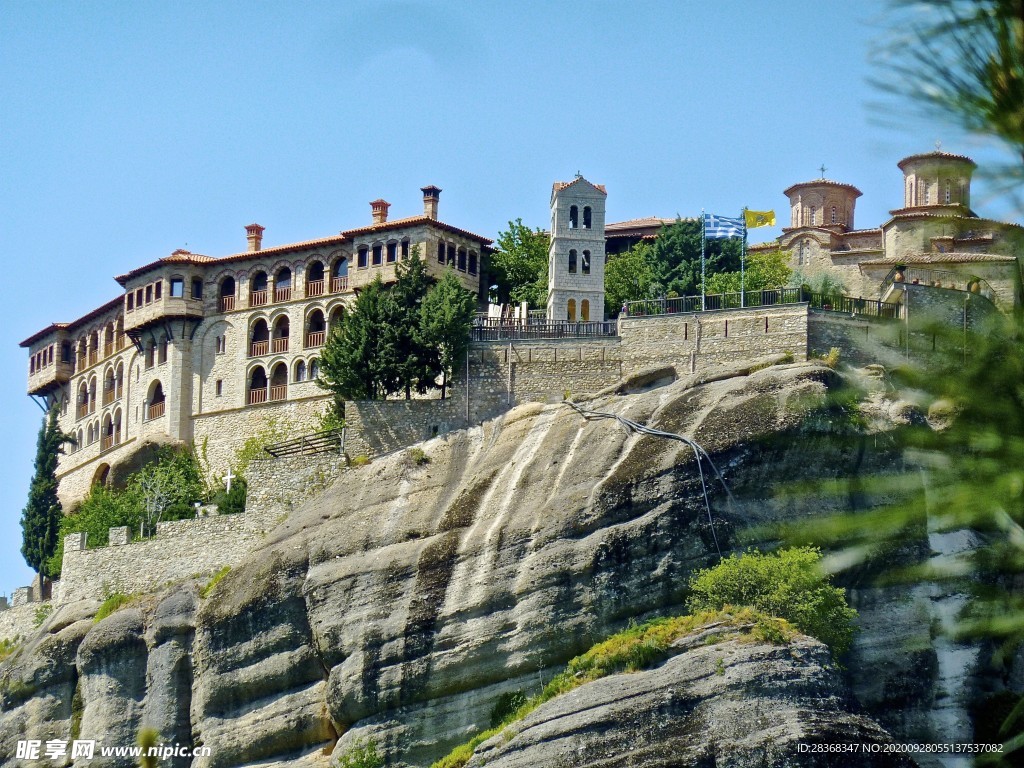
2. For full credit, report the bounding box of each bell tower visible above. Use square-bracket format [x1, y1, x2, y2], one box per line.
[547, 176, 607, 322]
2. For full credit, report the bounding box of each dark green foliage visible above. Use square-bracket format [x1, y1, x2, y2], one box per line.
[21, 409, 73, 578]
[489, 218, 549, 308]
[336, 740, 384, 768]
[605, 242, 657, 314]
[211, 475, 247, 515]
[687, 547, 858, 656]
[705, 249, 792, 294]
[387, 247, 435, 398]
[652, 218, 742, 297]
[489, 690, 528, 728]
[420, 269, 476, 399]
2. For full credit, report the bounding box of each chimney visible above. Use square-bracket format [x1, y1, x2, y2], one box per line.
[370, 199, 390, 224]
[421, 185, 441, 220]
[245, 223, 265, 252]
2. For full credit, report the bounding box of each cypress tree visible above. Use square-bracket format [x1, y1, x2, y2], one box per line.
[386, 247, 433, 398]
[21, 408, 72, 579]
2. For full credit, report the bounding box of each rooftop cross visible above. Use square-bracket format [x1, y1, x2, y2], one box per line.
[819, 164, 827, 179]
[936, 139, 942, 151]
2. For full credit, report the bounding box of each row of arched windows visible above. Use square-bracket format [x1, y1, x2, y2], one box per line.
[218, 258, 350, 312]
[567, 249, 592, 275]
[435, 241, 479, 275]
[68, 408, 123, 454]
[65, 319, 126, 376]
[566, 299, 591, 322]
[568, 205, 593, 230]
[248, 307, 342, 358]
[247, 358, 321, 406]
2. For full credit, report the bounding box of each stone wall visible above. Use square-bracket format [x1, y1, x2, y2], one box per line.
[0, 604, 43, 645]
[56, 505, 284, 605]
[345, 399, 463, 458]
[246, 452, 347, 515]
[808, 312, 907, 367]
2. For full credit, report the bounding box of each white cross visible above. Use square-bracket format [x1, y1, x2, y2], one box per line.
[224, 468, 235, 492]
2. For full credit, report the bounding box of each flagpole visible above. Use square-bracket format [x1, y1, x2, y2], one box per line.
[701, 209, 706, 311]
[740, 208, 747, 308]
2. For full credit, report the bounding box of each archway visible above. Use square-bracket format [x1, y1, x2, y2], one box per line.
[248, 366, 268, 404]
[269, 363, 288, 401]
[306, 261, 325, 297]
[250, 319, 269, 356]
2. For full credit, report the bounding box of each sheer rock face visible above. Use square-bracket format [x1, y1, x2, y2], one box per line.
[1, 362, 932, 768]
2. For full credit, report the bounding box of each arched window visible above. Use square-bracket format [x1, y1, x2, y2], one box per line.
[101, 413, 113, 450]
[457, 247, 467, 271]
[250, 319, 270, 357]
[158, 335, 169, 365]
[248, 366, 268, 405]
[294, 360, 306, 382]
[306, 309, 326, 348]
[272, 316, 290, 353]
[581, 299, 590, 322]
[567, 299, 577, 322]
[331, 257, 349, 292]
[306, 261, 325, 296]
[945, 180, 951, 204]
[250, 271, 269, 306]
[386, 242, 397, 263]
[87, 423, 94, 445]
[798, 240, 807, 266]
[582, 250, 591, 275]
[401, 239, 410, 259]
[147, 381, 165, 420]
[77, 382, 89, 419]
[145, 340, 155, 369]
[808, 206, 816, 226]
[372, 244, 383, 266]
[77, 429, 84, 449]
[103, 368, 115, 406]
[568, 249, 577, 274]
[569, 205, 579, 229]
[446, 243, 456, 266]
[88, 377, 97, 413]
[115, 363, 124, 399]
[831, 206, 837, 224]
[309, 358, 320, 380]
[583, 206, 592, 229]
[88, 331, 99, 366]
[219, 276, 236, 311]
[112, 408, 122, 446]
[274, 267, 292, 302]
[269, 363, 288, 401]
[103, 324, 115, 357]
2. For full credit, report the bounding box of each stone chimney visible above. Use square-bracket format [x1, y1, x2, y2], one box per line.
[421, 185, 441, 220]
[370, 199, 390, 224]
[245, 223, 265, 252]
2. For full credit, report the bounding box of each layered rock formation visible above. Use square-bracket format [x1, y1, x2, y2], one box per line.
[1, 361, 969, 767]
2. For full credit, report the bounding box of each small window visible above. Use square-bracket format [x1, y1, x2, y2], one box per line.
[309, 358, 319, 379]
[457, 248, 466, 271]
[192, 278, 203, 299]
[469, 251, 477, 275]
[386, 242, 397, 263]
[155, 281, 162, 299]
[437, 241, 445, 263]
[358, 247, 368, 268]
[401, 240, 410, 259]
[145, 285, 153, 304]
[831, 206, 837, 224]
[568, 249, 577, 274]
[583, 206, 592, 229]
[216, 336, 226, 354]
[372, 245, 382, 265]
[61, 341, 71, 363]
[170, 278, 184, 298]
[127, 294, 134, 311]
[215, 380, 223, 396]
[136, 288, 143, 307]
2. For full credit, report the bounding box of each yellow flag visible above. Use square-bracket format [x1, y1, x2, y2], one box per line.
[745, 209, 776, 228]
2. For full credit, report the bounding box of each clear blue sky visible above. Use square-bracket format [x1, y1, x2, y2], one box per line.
[0, 1, 1017, 597]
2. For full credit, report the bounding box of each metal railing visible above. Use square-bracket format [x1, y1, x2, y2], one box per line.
[624, 287, 803, 316]
[471, 321, 617, 342]
[264, 427, 345, 458]
[804, 292, 902, 319]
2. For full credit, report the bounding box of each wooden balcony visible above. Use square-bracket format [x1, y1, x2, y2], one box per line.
[306, 279, 324, 297]
[271, 337, 289, 353]
[250, 289, 268, 307]
[77, 403, 89, 419]
[331, 276, 349, 293]
[101, 435, 114, 451]
[269, 385, 287, 402]
[306, 330, 326, 348]
[102, 389, 115, 406]
[147, 401, 165, 420]
[116, 335, 126, 351]
[250, 340, 269, 357]
[274, 286, 292, 302]
[220, 295, 236, 312]
[249, 388, 268, 405]
[88, 350, 98, 366]
[103, 343, 114, 358]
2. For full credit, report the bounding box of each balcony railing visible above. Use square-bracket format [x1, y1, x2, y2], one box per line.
[249, 388, 268, 405]
[250, 340, 269, 357]
[116, 335, 126, 351]
[101, 435, 114, 451]
[306, 330, 326, 348]
[271, 337, 289, 353]
[331, 276, 349, 293]
[250, 289, 268, 307]
[274, 286, 292, 302]
[269, 385, 287, 402]
[102, 389, 115, 406]
[103, 343, 114, 358]
[220, 295, 236, 312]
[77, 404, 89, 419]
[88, 350, 98, 366]
[147, 401, 166, 420]
[306, 279, 324, 297]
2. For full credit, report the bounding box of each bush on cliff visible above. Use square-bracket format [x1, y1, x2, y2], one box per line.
[686, 547, 857, 656]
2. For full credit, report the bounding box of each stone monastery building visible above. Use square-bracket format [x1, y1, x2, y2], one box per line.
[20, 149, 1024, 508]
[21, 186, 491, 505]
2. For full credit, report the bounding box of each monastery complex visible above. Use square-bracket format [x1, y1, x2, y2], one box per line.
[19, 150, 1024, 509]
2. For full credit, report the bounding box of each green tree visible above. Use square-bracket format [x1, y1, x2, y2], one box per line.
[605, 242, 657, 315]
[385, 247, 434, 398]
[687, 547, 857, 656]
[319, 276, 398, 401]
[21, 408, 73, 579]
[704, 248, 793, 294]
[490, 219, 549, 308]
[420, 269, 477, 399]
[651, 219, 742, 297]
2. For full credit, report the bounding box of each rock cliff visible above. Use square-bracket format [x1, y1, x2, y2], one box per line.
[1, 361, 968, 767]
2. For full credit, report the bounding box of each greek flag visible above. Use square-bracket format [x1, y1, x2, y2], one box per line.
[703, 213, 746, 239]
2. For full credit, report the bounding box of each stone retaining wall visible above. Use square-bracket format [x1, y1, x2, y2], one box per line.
[246, 452, 347, 515]
[0, 604, 42, 645]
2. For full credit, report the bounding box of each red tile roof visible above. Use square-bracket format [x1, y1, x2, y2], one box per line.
[606, 217, 680, 233]
[859, 252, 1016, 265]
[897, 151, 976, 169]
[783, 179, 862, 197]
[20, 296, 125, 347]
